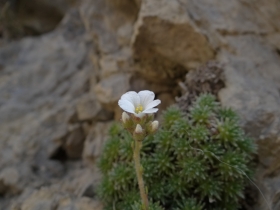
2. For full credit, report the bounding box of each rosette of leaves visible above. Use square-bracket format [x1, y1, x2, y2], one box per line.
[98, 94, 256, 210]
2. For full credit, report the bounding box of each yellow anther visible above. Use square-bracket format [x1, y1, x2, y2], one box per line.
[135, 105, 144, 114]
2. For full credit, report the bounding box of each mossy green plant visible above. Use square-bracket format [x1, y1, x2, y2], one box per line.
[98, 94, 256, 209]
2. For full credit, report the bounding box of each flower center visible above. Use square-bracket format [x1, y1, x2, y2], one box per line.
[135, 105, 144, 114]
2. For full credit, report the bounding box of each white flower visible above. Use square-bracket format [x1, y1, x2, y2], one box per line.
[118, 90, 161, 117]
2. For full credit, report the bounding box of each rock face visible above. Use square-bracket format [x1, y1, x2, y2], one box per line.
[0, 0, 77, 38]
[132, 0, 215, 83]
[0, 0, 280, 209]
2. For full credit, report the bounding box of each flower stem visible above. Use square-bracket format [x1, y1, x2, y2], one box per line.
[133, 139, 149, 210]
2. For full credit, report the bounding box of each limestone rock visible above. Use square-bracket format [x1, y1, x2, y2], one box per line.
[94, 73, 131, 109]
[99, 48, 133, 78]
[0, 6, 98, 208]
[76, 94, 113, 122]
[1, 0, 280, 209]
[20, 187, 102, 210]
[64, 126, 85, 159]
[83, 122, 112, 165]
[217, 35, 280, 210]
[73, 198, 102, 210]
[130, 74, 175, 94]
[79, 0, 138, 55]
[132, 0, 215, 83]
[185, 0, 274, 35]
[76, 95, 102, 121]
[79, 0, 138, 83]
[20, 188, 57, 210]
[0, 167, 20, 196]
[1, 0, 78, 39]
[157, 93, 175, 115]
[181, 1, 280, 208]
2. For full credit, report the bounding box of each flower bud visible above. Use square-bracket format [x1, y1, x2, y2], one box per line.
[135, 124, 143, 134]
[146, 120, 159, 135]
[133, 124, 145, 141]
[121, 112, 134, 132]
[122, 112, 130, 123]
[151, 120, 159, 132]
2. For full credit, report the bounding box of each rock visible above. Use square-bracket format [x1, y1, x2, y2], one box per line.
[47, 126, 69, 159]
[130, 74, 175, 94]
[79, 0, 138, 55]
[99, 48, 133, 78]
[15, 165, 102, 210]
[64, 126, 85, 159]
[20, 188, 57, 210]
[132, 0, 215, 83]
[94, 73, 131, 109]
[76, 94, 113, 122]
[83, 122, 112, 165]
[1, 0, 78, 39]
[32, 160, 66, 181]
[56, 197, 103, 210]
[19, 187, 86, 210]
[217, 35, 280, 210]
[0, 6, 96, 208]
[1, 0, 280, 209]
[182, 0, 280, 208]
[185, 0, 274, 35]
[73, 198, 102, 210]
[157, 93, 175, 115]
[0, 167, 20, 195]
[154, 0, 280, 208]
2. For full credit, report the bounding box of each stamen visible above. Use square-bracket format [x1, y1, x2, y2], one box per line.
[135, 105, 144, 114]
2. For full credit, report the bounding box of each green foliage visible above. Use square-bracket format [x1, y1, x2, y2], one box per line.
[98, 94, 256, 209]
[131, 201, 165, 210]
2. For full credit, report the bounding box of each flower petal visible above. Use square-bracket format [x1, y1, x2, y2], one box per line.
[143, 108, 158, 113]
[120, 91, 140, 107]
[138, 90, 155, 108]
[118, 99, 135, 113]
[134, 112, 146, 118]
[144, 99, 161, 110]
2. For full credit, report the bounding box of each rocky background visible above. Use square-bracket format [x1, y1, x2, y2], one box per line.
[0, 0, 280, 209]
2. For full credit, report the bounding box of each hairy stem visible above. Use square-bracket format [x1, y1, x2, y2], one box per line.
[133, 139, 149, 210]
